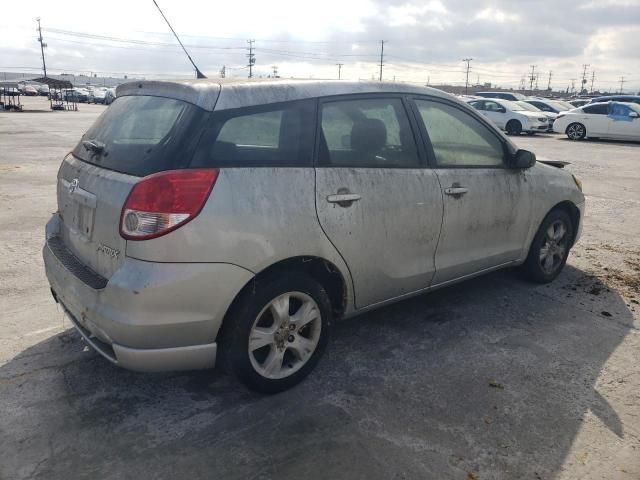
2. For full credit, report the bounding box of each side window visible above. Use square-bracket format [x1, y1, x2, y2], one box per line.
[485, 101, 503, 112]
[609, 103, 632, 118]
[415, 99, 505, 168]
[583, 104, 608, 115]
[469, 100, 485, 110]
[319, 97, 419, 168]
[191, 100, 315, 167]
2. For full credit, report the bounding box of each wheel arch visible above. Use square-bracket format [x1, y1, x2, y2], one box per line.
[217, 256, 349, 341]
[551, 201, 581, 246]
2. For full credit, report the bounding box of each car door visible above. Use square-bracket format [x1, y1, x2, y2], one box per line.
[483, 100, 507, 129]
[411, 97, 534, 285]
[607, 103, 640, 140]
[580, 104, 610, 136]
[314, 95, 444, 308]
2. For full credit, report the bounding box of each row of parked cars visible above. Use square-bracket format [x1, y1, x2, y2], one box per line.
[53, 86, 117, 104]
[462, 92, 640, 142]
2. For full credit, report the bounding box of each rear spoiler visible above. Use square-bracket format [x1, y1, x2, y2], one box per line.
[538, 160, 570, 169]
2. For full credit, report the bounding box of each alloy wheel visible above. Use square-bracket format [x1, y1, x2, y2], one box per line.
[248, 292, 322, 380]
[539, 220, 569, 274]
[567, 123, 585, 140]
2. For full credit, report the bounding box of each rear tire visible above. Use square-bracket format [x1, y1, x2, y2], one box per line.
[506, 120, 522, 135]
[521, 209, 574, 283]
[220, 272, 332, 394]
[566, 122, 586, 140]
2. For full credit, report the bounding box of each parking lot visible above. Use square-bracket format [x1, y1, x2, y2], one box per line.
[1, 95, 639, 479]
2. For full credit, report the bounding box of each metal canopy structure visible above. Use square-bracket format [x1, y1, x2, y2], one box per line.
[30, 76, 77, 110]
[0, 80, 23, 111]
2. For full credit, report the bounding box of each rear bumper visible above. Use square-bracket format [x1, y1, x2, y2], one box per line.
[43, 214, 254, 372]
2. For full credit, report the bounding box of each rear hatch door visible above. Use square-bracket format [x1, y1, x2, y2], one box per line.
[58, 94, 208, 279]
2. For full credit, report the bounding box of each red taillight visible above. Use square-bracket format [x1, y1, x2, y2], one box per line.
[120, 169, 219, 240]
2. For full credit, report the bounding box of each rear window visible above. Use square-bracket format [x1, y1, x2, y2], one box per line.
[72, 95, 207, 177]
[191, 99, 316, 168]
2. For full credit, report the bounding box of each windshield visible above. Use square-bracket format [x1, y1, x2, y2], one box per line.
[555, 101, 574, 110]
[517, 101, 541, 112]
[503, 100, 526, 111]
[72, 95, 207, 176]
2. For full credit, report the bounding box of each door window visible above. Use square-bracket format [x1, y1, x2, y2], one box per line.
[583, 104, 608, 115]
[484, 101, 504, 112]
[609, 103, 633, 120]
[318, 98, 419, 168]
[469, 100, 485, 110]
[414, 99, 505, 167]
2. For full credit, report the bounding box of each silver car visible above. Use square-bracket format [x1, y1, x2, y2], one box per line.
[43, 79, 585, 393]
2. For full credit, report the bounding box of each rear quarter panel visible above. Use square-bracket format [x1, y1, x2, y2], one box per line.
[125, 168, 355, 311]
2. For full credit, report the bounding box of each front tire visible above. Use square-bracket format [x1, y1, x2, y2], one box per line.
[506, 120, 522, 136]
[521, 209, 574, 283]
[221, 272, 332, 393]
[566, 122, 586, 140]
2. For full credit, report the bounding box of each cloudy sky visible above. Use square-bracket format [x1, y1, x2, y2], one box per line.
[1, 0, 639, 92]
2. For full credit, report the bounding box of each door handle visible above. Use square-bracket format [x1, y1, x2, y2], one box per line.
[327, 192, 361, 207]
[444, 186, 468, 197]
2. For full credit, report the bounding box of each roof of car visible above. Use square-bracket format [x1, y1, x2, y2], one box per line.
[116, 78, 455, 111]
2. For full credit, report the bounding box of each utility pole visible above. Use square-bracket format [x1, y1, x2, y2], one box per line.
[580, 64, 590, 94]
[379, 40, 385, 81]
[462, 58, 472, 94]
[590, 71, 595, 93]
[547, 71, 552, 91]
[570, 79, 576, 94]
[336, 63, 343, 80]
[36, 18, 47, 78]
[271, 65, 278, 78]
[619, 76, 625, 94]
[247, 40, 256, 78]
[426, 76, 430, 86]
[219, 65, 226, 78]
[528, 65, 536, 94]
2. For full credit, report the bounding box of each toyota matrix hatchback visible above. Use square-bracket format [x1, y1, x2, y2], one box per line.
[44, 79, 585, 393]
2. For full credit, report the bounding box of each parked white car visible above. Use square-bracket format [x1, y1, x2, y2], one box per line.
[467, 98, 549, 135]
[516, 101, 557, 132]
[553, 102, 640, 141]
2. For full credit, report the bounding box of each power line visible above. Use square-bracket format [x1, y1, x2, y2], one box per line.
[462, 58, 472, 94]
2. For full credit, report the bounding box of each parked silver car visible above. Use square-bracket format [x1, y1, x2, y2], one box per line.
[43, 79, 585, 392]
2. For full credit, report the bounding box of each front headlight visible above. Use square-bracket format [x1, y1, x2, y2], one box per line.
[572, 174, 583, 192]
[538, 117, 547, 122]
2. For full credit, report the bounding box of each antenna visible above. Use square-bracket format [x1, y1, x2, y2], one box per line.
[152, 0, 206, 78]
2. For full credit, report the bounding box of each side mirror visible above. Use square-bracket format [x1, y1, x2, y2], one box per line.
[511, 149, 536, 169]
[498, 107, 506, 113]
[629, 111, 639, 118]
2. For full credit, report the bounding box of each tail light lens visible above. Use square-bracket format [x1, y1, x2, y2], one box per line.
[120, 169, 219, 240]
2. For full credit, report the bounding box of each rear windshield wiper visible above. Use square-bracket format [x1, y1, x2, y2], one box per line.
[82, 139, 105, 154]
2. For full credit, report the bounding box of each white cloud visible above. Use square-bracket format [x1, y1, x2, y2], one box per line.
[475, 7, 520, 23]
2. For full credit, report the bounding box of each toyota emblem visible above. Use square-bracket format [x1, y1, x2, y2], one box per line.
[68, 178, 79, 194]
